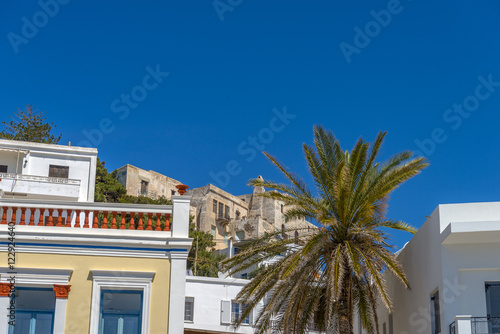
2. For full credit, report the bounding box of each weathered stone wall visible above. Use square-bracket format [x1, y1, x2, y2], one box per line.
[116, 164, 183, 200]
[186, 185, 250, 250]
[188, 177, 316, 249]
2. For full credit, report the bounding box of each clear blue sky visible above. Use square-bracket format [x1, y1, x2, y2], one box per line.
[2, 1, 500, 249]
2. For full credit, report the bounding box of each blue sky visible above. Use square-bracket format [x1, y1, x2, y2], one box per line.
[2, 1, 500, 249]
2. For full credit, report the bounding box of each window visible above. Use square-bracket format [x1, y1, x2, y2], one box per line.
[184, 297, 194, 322]
[231, 302, 250, 325]
[48, 165, 69, 178]
[235, 210, 240, 219]
[140, 180, 149, 195]
[211, 225, 216, 238]
[224, 232, 228, 245]
[486, 282, 500, 315]
[241, 273, 248, 279]
[224, 205, 230, 219]
[389, 313, 393, 334]
[236, 231, 245, 241]
[383, 322, 387, 334]
[430, 290, 441, 334]
[99, 290, 142, 334]
[171, 190, 176, 196]
[280, 204, 284, 213]
[213, 200, 217, 213]
[0, 165, 7, 173]
[218, 203, 224, 219]
[486, 282, 500, 324]
[90, 270, 153, 334]
[9, 287, 56, 334]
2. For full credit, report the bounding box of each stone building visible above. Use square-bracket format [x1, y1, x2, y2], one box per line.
[116, 164, 183, 200]
[187, 176, 315, 250]
[115, 164, 315, 250]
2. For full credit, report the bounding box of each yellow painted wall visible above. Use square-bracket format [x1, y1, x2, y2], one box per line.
[0, 252, 171, 333]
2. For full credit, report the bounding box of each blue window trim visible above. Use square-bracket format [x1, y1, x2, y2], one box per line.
[99, 289, 143, 334]
[8, 287, 55, 334]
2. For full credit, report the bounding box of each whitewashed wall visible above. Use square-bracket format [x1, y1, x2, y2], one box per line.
[364, 202, 500, 334]
[0, 140, 97, 202]
[185, 276, 262, 334]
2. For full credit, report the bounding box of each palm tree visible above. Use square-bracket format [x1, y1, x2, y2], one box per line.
[222, 126, 428, 334]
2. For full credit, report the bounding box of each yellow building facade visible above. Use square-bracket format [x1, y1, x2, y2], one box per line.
[0, 196, 192, 334]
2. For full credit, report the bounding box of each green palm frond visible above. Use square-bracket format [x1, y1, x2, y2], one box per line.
[221, 125, 428, 333]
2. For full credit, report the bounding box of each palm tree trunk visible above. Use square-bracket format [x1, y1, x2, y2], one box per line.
[338, 264, 354, 334]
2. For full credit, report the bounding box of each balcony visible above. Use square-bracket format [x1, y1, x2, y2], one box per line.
[0, 198, 172, 231]
[450, 316, 500, 334]
[269, 320, 322, 333]
[0, 173, 81, 200]
[0, 196, 192, 258]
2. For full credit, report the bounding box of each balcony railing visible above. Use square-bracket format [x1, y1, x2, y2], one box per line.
[269, 320, 322, 333]
[0, 198, 172, 231]
[472, 317, 500, 334]
[0, 173, 81, 185]
[450, 317, 500, 334]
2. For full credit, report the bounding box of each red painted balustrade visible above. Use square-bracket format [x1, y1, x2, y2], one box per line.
[0, 203, 171, 231]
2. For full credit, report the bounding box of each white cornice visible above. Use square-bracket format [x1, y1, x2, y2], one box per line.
[0, 139, 97, 155]
[186, 275, 249, 286]
[90, 270, 155, 281]
[0, 267, 72, 285]
[0, 225, 192, 259]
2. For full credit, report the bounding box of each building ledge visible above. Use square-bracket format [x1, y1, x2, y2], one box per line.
[441, 220, 500, 244]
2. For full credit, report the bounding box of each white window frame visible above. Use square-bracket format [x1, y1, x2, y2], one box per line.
[231, 300, 251, 325]
[184, 297, 194, 322]
[89, 270, 154, 334]
[0, 267, 72, 334]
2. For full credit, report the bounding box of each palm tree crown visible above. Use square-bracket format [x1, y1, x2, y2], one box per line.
[222, 126, 428, 334]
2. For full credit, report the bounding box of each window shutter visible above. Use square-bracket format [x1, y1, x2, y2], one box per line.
[221, 300, 231, 324]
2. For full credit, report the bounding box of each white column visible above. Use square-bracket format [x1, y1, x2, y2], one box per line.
[172, 196, 191, 238]
[53, 298, 68, 334]
[0, 296, 10, 334]
[168, 253, 188, 334]
[228, 237, 233, 258]
[455, 315, 472, 334]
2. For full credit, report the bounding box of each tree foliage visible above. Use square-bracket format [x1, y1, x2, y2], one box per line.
[222, 126, 428, 334]
[188, 222, 226, 277]
[0, 104, 62, 144]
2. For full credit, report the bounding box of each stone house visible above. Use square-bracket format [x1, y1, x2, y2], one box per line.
[115, 164, 183, 200]
[187, 176, 315, 250]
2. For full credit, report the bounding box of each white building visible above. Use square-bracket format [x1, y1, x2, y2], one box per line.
[368, 202, 500, 334]
[0, 139, 97, 202]
[185, 276, 263, 334]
